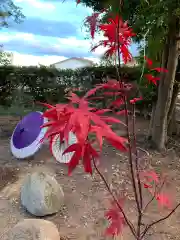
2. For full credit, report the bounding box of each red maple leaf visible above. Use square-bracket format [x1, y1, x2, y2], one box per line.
[89, 125, 105, 150]
[105, 198, 125, 236]
[84, 85, 103, 98]
[130, 96, 143, 104]
[99, 79, 121, 90]
[155, 193, 172, 209]
[141, 171, 159, 184]
[83, 142, 99, 174]
[93, 109, 111, 115]
[91, 15, 135, 64]
[144, 57, 168, 85]
[144, 56, 168, 85]
[105, 131, 127, 152]
[110, 97, 124, 108]
[144, 56, 153, 68]
[143, 183, 153, 189]
[99, 16, 135, 43]
[144, 56, 168, 73]
[120, 44, 132, 64]
[116, 110, 130, 115]
[144, 74, 160, 85]
[41, 86, 128, 174]
[63, 143, 82, 175]
[152, 67, 168, 73]
[104, 92, 121, 96]
[64, 141, 99, 175]
[97, 80, 132, 94]
[140, 170, 159, 190]
[85, 12, 100, 39]
[101, 116, 123, 124]
[141, 170, 173, 209]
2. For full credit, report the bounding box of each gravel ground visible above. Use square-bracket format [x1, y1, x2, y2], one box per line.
[0, 116, 180, 240]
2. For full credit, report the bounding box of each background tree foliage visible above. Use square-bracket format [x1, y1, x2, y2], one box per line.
[81, 0, 180, 150]
[81, 0, 179, 54]
[82, 0, 180, 68]
[0, 65, 145, 109]
[0, 0, 24, 28]
[0, 45, 12, 65]
[0, 0, 24, 67]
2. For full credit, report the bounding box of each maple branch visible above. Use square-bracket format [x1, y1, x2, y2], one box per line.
[115, 6, 141, 216]
[132, 103, 143, 238]
[115, 3, 142, 238]
[92, 158, 137, 238]
[140, 202, 180, 239]
[115, 15, 121, 83]
[132, 104, 143, 209]
[142, 184, 157, 214]
[143, 178, 165, 214]
[136, 147, 149, 158]
[124, 98, 141, 214]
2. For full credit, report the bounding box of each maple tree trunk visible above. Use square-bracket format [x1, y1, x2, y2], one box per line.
[151, 17, 180, 150]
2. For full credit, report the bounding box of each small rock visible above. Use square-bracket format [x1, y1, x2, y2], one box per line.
[21, 171, 64, 216]
[8, 219, 60, 240]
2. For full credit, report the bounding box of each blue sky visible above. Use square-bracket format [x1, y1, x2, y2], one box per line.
[0, 0, 138, 66]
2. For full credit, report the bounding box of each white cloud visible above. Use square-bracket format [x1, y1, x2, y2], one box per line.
[57, 36, 107, 57]
[0, 32, 35, 42]
[1, 32, 136, 66]
[9, 51, 67, 66]
[14, 0, 55, 11]
[0, 31, 115, 66]
[57, 37, 89, 47]
[0, 31, 105, 62]
[9, 51, 100, 66]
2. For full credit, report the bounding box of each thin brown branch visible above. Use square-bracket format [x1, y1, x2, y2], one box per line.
[124, 98, 141, 214]
[115, 14, 141, 217]
[143, 176, 166, 214]
[132, 104, 143, 238]
[143, 184, 157, 214]
[136, 147, 150, 157]
[115, 8, 141, 232]
[132, 104, 143, 210]
[92, 158, 137, 238]
[140, 202, 180, 239]
[114, 3, 142, 238]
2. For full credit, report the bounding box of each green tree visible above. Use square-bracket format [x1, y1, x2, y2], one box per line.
[0, 0, 24, 28]
[99, 54, 116, 66]
[0, 45, 13, 65]
[0, 0, 24, 64]
[82, 0, 180, 150]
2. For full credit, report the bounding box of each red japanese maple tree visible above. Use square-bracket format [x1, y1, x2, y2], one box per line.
[39, 1, 180, 239]
[90, 14, 135, 63]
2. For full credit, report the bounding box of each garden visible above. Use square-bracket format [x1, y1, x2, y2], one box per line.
[1, 0, 180, 239]
[0, 113, 180, 240]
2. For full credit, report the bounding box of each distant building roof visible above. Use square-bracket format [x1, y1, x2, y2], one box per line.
[125, 59, 138, 67]
[50, 57, 94, 66]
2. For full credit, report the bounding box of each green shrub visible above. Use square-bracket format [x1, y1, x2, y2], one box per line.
[0, 64, 155, 114]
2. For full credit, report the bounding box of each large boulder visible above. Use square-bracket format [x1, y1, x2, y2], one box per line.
[21, 171, 64, 216]
[8, 219, 60, 240]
